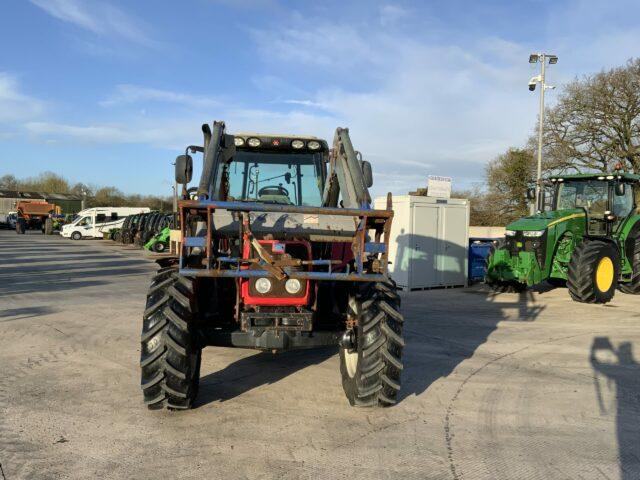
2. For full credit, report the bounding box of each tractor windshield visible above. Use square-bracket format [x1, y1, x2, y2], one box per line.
[556, 180, 608, 216]
[226, 151, 324, 206]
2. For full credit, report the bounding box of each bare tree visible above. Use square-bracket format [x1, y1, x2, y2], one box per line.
[543, 58, 640, 173]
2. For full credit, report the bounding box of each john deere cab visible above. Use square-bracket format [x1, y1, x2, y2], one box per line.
[486, 172, 640, 303]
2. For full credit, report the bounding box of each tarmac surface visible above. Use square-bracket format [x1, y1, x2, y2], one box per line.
[0, 230, 639, 480]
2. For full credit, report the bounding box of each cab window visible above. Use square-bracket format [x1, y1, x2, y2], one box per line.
[613, 185, 634, 218]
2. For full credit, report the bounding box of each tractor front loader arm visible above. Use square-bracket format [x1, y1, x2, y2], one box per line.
[322, 127, 372, 209]
[197, 121, 236, 200]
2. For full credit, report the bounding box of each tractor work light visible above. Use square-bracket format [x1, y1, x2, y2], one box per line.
[285, 278, 302, 294]
[247, 137, 261, 147]
[255, 277, 272, 294]
[234, 137, 245, 147]
[291, 139, 304, 149]
[523, 230, 545, 237]
[505, 230, 516, 237]
[307, 140, 321, 150]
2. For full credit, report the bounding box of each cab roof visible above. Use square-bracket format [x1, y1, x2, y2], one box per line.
[549, 172, 640, 182]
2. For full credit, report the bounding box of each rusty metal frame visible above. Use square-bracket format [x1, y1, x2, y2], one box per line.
[178, 198, 393, 282]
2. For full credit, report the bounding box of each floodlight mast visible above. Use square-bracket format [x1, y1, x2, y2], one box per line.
[529, 53, 558, 212]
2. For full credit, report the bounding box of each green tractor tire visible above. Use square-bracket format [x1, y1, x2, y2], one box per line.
[567, 239, 619, 304]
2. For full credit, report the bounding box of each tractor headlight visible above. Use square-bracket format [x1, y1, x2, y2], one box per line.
[291, 139, 304, 149]
[523, 230, 545, 237]
[234, 137, 245, 147]
[307, 140, 321, 150]
[247, 137, 261, 147]
[255, 277, 272, 294]
[285, 278, 302, 294]
[505, 230, 516, 237]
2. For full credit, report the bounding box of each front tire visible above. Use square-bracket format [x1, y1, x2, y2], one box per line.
[567, 239, 619, 303]
[140, 267, 201, 410]
[153, 241, 167, 253]
[71, 231, 82, 240]
[340, 281, 404, 407]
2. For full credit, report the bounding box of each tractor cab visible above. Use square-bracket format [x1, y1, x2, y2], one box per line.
[222, 134, 328, 206]
[548, 173, 639, 237]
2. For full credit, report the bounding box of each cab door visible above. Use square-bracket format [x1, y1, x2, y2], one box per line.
[612, 183, 635, 233]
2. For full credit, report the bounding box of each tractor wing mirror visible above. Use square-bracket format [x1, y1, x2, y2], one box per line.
[615, 182, 626, 196]
[175, 154, 193, 184]
[284, 172, 291, 184]
[361, 160, 373, 188]
[526, 187, 536, 201]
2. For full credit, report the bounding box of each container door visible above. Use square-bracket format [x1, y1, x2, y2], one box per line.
[410, 204, 439, 288]
[438, 205, 468, 286]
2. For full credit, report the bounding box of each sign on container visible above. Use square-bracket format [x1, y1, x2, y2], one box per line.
[427, 175, 452, 199]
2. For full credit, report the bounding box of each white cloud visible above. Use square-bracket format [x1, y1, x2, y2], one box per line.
[29, 0, 156, 48]
[100, 84, 220, 108]
[246, 22, 538, 193]
[0, 73, 45, 124]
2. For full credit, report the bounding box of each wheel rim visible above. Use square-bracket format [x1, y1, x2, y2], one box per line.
[596, 256, 614, 292]
[344, 349, 358, 378]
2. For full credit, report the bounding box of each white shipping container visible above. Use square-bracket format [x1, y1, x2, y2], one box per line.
[374, 195, 469, 291]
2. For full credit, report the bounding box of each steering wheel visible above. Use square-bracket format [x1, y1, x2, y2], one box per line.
[258, 185, 289, 197]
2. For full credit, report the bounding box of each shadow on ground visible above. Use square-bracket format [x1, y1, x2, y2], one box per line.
[590, 337, 640, 480]
[196, 348, 337, 407]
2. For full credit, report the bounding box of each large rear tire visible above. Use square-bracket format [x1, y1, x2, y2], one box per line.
[619, 234, 640, 294]
[140, 267, 201, 410]
[567, 239, 619, 303]
[340, 281, 404, 407]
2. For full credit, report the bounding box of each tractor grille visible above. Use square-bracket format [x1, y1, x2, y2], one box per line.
[506, 231, 547, 267]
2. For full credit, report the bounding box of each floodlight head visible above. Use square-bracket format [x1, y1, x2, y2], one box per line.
[548, 55, 558, 64]
[529, 54, 539, 63]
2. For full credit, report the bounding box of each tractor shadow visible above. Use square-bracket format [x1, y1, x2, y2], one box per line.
[590, 337, 640, 480]
[196, 347, 337, 406]
[392, 234, 545, 402]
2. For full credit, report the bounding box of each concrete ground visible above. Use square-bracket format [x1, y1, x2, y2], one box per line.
[0, 230, 639, 480]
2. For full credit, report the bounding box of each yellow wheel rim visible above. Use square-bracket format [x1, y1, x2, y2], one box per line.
[595, 256, 614, 292]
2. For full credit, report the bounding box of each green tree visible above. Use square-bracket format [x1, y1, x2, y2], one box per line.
[18, 172, 70, 193]
[0, 174, 18, 190]
[485, 148, 536, 224]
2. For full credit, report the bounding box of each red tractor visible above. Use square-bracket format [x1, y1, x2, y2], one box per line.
[140, 122, 403, 409]
[15, 200, 59, 235]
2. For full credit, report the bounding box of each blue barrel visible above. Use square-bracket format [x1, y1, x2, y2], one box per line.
[468, 239, 495, 282]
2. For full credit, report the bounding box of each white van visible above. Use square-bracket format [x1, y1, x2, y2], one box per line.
[61, 207, 150, 240]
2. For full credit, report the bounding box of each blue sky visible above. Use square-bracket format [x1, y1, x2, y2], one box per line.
[1, 0, 639, 197]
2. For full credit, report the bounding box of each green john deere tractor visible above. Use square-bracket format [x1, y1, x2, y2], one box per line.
[486, 172, 640, 303]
